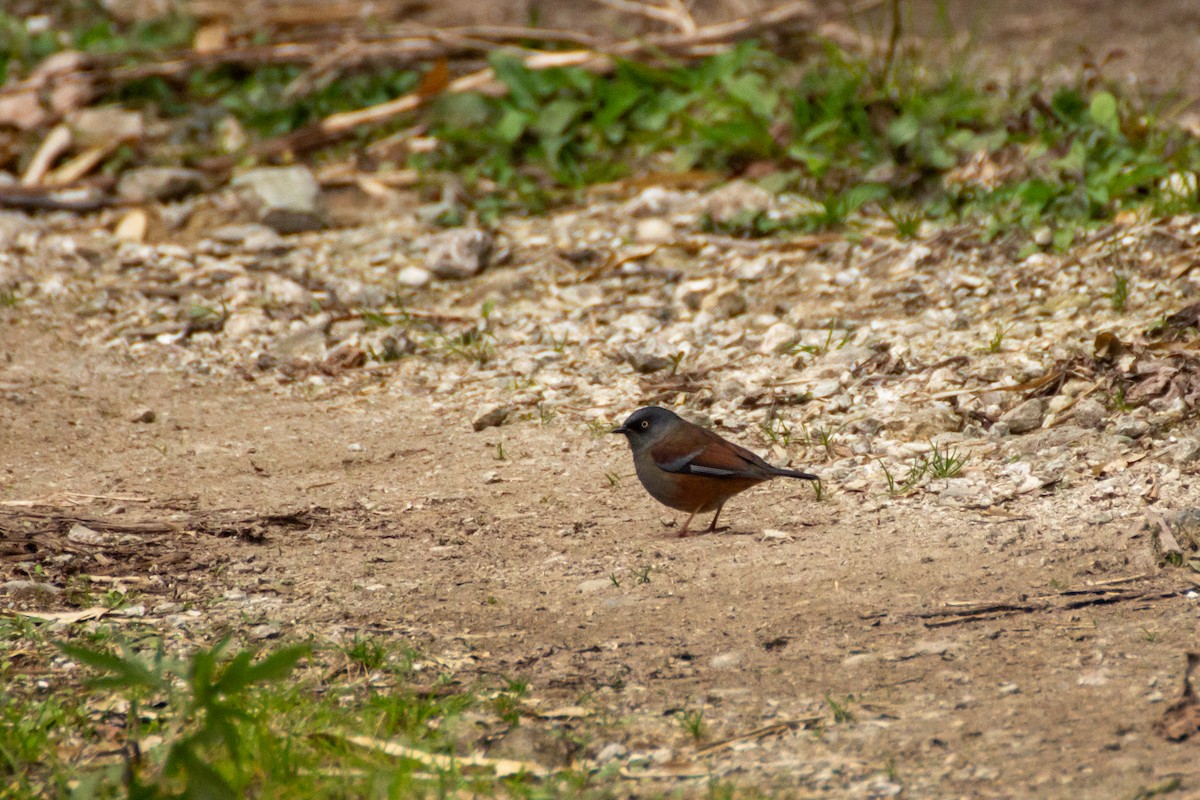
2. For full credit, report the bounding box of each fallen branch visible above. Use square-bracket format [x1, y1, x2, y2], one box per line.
[918, 584, 1188, 628]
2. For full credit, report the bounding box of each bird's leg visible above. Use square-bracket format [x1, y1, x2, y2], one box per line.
[676, 509, 699, 537]
[706, 503, 728, 533]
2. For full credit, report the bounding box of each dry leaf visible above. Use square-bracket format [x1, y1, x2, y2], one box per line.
[416, 58, 451, 99]
[15, 607, 110, 624]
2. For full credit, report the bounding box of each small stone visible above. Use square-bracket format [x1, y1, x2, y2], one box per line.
[633, 218, 673, 243]
[701, 180, 772, 225]
[224, 308, 270, 339]
[425, 227, 493, 279]
[673, 278, 714, 310]
[1000, 398, 1046, 435]
[473, 405, 511, 431]
[273, 318, 328, 359]
[131, 408, 156, 423]
[249, 623, 281, 641]
[117, 167, 203, 203]
[578, 578, 611, 593]
[700, 283, 747, 319]
[1113, 415, 1149, 439]
[397, 265, 432, 288]
[331, 278, 387, 308]
[1169, 437, 1200, 465]
[1, 580, 60, 596]
[231, 166, 323, 233]
[621, 339, 677, 373]
[809, 379, 841, 399]
[67, 523, 107, 546]
[998, 683, 1020, 696]
[69, 106, 143, 147]
[1072, 397, 1106, 430]
[760, 322, 800, 355]
[483, 470, 501, 484]
[211, 223, 287, 252]
[114, 209, 147, 242]
[595, 743, 627, 763]
[263, 273, 311, 307]
[710, 652, 742, 669]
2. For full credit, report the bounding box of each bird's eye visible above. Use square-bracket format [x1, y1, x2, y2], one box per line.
[639, 420, 650, 429]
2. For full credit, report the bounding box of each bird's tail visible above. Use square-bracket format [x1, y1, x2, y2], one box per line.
[773, 467, 818, 480]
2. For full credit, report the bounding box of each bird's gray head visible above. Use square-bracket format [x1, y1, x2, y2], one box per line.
[612, 406, 681, 451]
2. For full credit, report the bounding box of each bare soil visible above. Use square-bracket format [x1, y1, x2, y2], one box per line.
[3, 1, 1200, 797]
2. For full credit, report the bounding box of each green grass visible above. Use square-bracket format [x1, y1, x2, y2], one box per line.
[6, 8, 1200, 239]
[0, 629, 630, 799]
[1111, 270, 1130, 312]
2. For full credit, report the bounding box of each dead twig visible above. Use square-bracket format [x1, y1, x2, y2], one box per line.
[918, 586, 1187, 628]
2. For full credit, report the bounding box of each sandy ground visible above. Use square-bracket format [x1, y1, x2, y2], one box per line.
[3, 1, 1200, 796]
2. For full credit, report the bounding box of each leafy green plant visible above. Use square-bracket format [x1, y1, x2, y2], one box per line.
[880, 457, 927, 496]
[927, 440, 967, 478]
[824, 693, 856, 724]
[343, 634, 388, 673]
[1111, 270, 1129, 312]
[676, 709, 708, 742]
[58, 636, 309, 799]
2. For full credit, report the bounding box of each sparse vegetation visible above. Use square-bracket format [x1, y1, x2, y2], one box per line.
[676, 709, 708, 742]
[1111, 269, 1129, 312]
[3, 8, 1199, 239]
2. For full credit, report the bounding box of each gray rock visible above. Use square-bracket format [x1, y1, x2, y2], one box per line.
[331, 278, 387, 308]
[1113, 415, 1149, 439]
[595, 743, 628, 763]
[249, 623, 282, 641]
[69, 106, 143, 147]
[621, 339, 677, 373]
[117, 167, 203, 203]
[130, 408, 156, 423]
[1169, 437, 1200, 465]
[701, 180, 772, 225]
[1000, 398, 1046, 435]
[425, 228, 493, 279]
[211, 223, 287, 252]
[760, 322, 800, 355]
[1, 580, 60, 596]
[890, 404, 960, 438]
[232, 166, 323, 233]
[473, 405, 511, 431]
[710, 652, 743, 669]
[273, 317, 329, 359]
[263, 273, 311, 306]
[1072, 397, 1106, 430]
[700, 283, 747, 319]
[633, 218, 673, 243]
[224, 308, 270, 339]
[397, 265, 431, 288]
[578, 578, 611, 593]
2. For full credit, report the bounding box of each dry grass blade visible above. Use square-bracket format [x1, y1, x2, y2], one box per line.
[329, 733, 549, 777]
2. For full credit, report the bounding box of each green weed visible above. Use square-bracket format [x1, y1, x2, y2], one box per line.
[1111, 270, 1129, 312]
[927, 440, 967, 478]
[824, 693, 856, 724]
[676, 709, 708, 742]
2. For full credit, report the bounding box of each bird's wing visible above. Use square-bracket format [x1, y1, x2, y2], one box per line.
[650, 426, 772, 479]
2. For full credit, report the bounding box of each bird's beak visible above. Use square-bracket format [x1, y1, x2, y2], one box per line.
[611, 425, 629, 435]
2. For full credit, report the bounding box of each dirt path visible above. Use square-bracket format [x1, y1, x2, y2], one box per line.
[4, 315, 1198, 795]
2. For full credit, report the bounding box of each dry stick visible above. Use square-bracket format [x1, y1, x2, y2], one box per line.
[918, 588, 1187, 628]
[593, 0, 696, 33]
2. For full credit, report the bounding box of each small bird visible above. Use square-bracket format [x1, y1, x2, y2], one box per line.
[612, 406, 817, 537]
